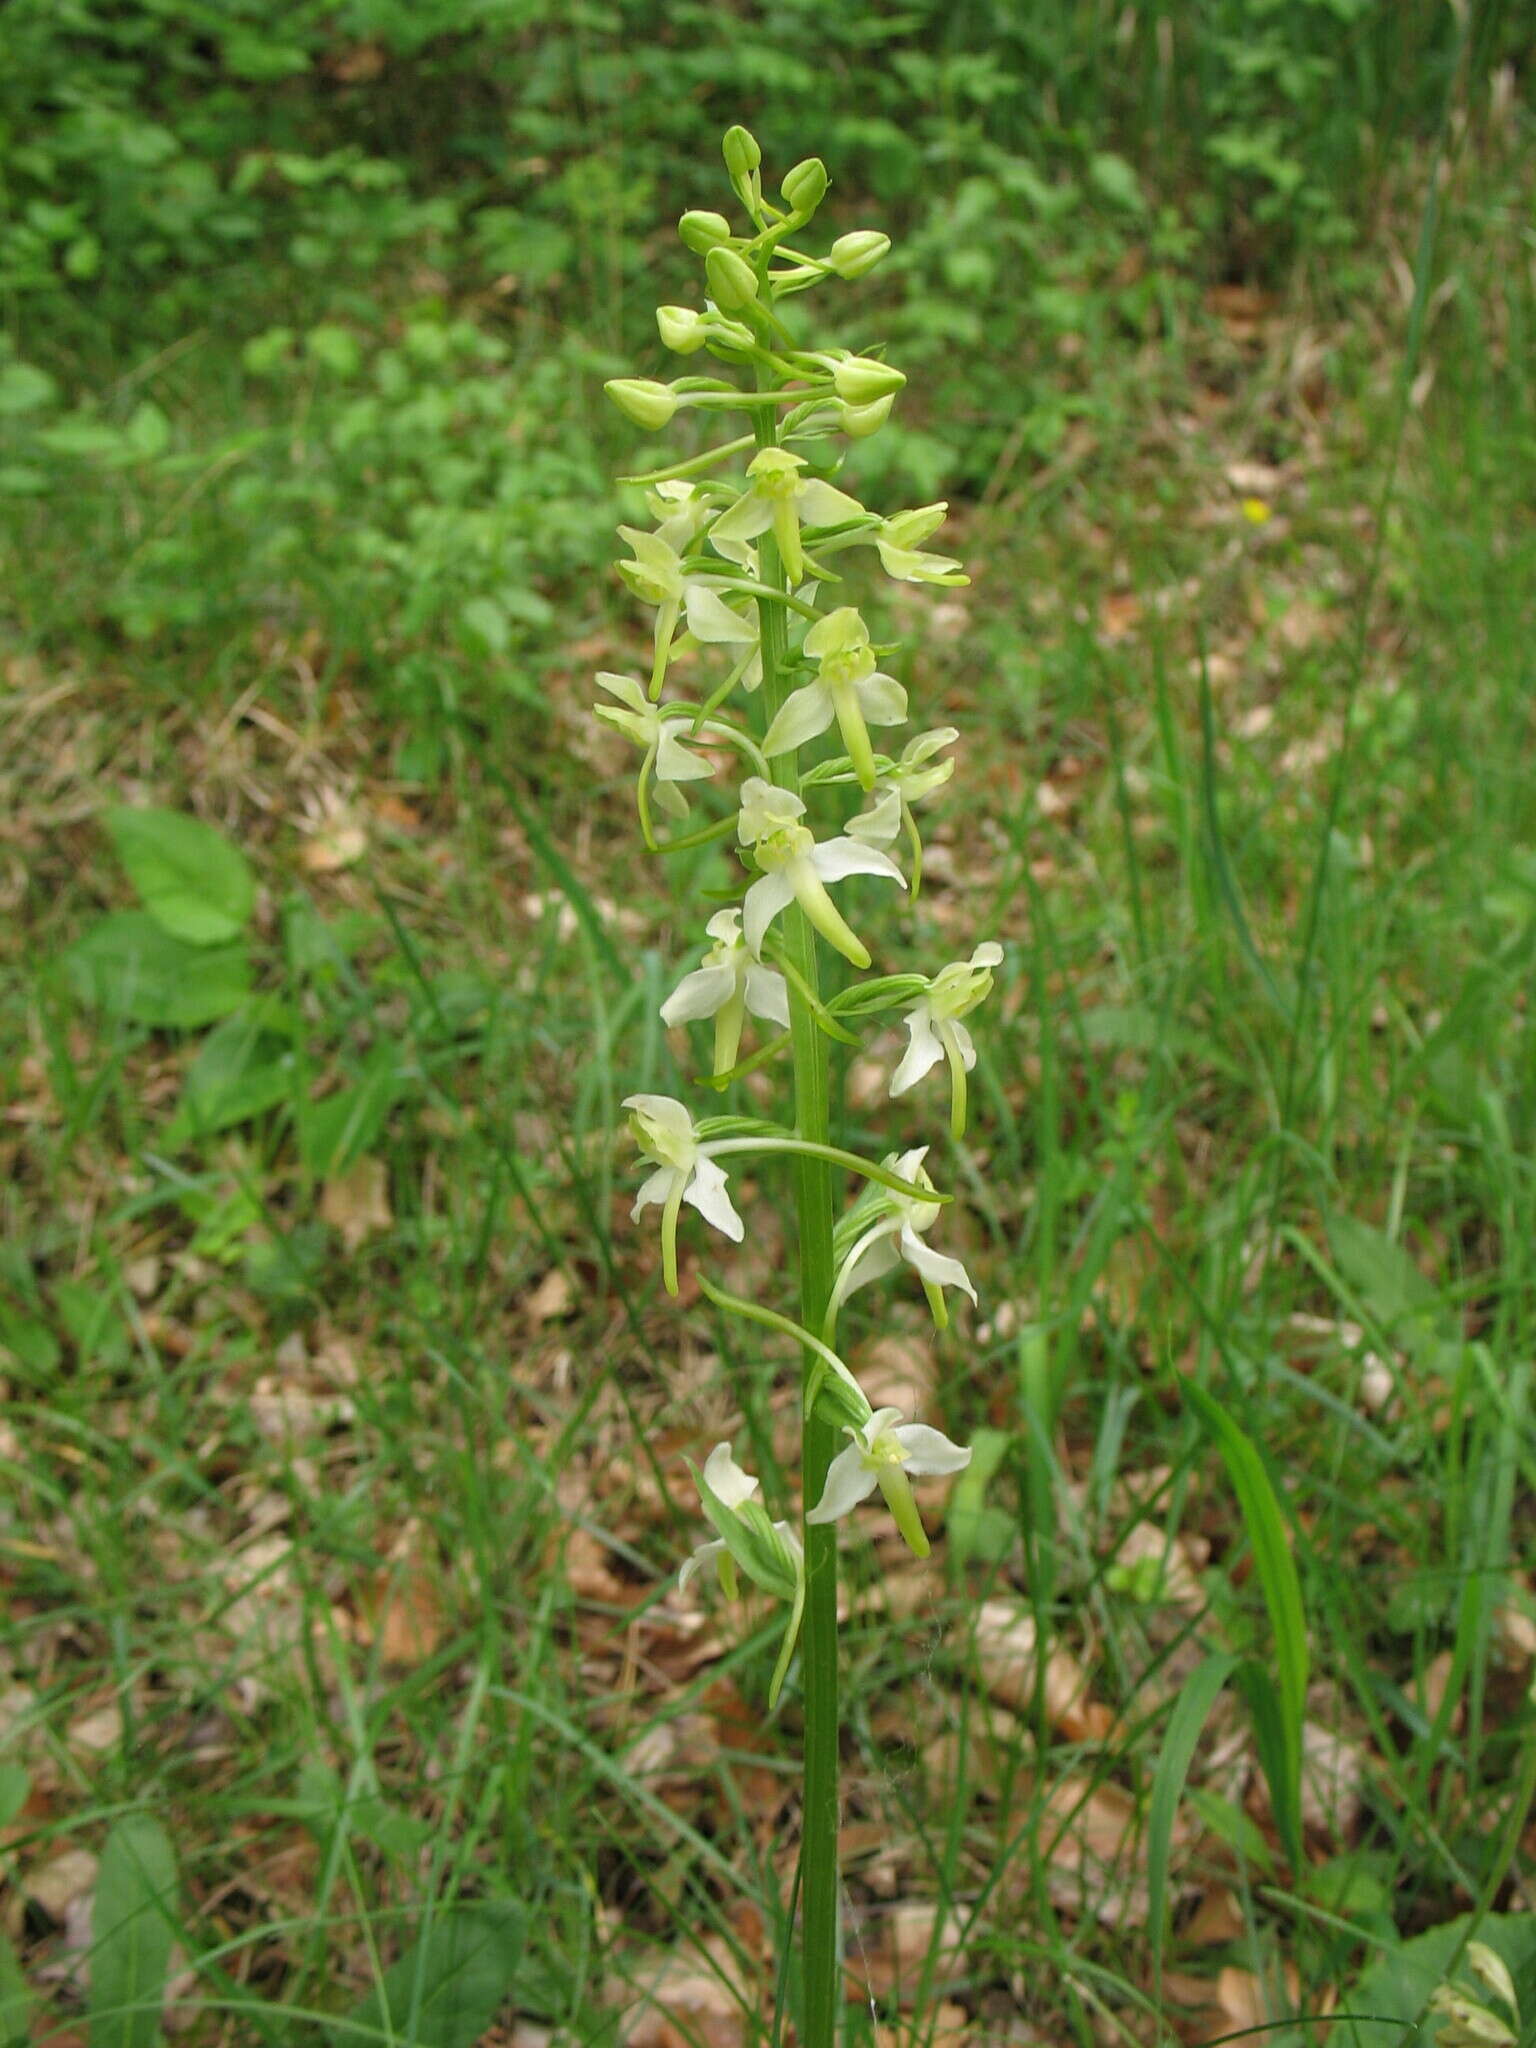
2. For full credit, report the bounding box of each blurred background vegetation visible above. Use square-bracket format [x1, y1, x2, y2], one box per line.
[4, 3, 1536, 2044]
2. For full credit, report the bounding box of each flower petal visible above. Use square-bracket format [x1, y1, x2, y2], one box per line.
[684, 1156, 744, 1241]
[806, 1442, 879, 1524]
[655, 724, 714, 783]
[892, 1424, 972, 1478]
[811, 837, 907, 886]
[684, 583, 758, 644]
[660, 964, 736, 1026]
[631, 1165, 679, 1220]
[678, 1535, 726, 1591]
[899, 1224, 978, 1305]
[838, 1228, 901, 1301]
[762, 682, 835, 757]
[890, 1008, 944, 1095]
[709, 495, 773, 551]
[945, 1018, 977, 1071]
[854, 670, 908, 727]
[744, 962, 791, 1028]
[796, 480, 867, 530]
[848, 787, 902, 848]
[595, 671, 649, 714]
[742, 871, 796, 958]
[702, 1442, 760, 1508]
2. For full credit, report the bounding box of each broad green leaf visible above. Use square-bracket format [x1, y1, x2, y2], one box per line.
[64, 914, 251, 1028]
[297, 1042, 402, 1177]
[1325, 1211, 1447, 1365]
[945, 1426, 1015, 1566]
[1088, 151, 1144, 211]
[90, 1815, 178, 2048]
[460, 596, 510, 657]
[0, 1767, 28, 1830]
[124, 401, 170, 460]
[105, 807, 254, 945]
[164, 1006, 297, 1147]
[328, 1901, 526, 2048]
[1182, 1377, 1309, 1871]
[0, 362, 57, 415]
[1147, 1651, 1237, 1997]
[1346, 1912, 1536, 2048]
[0, 1301, 60, 1380]
[0, 1929, 30, 2048]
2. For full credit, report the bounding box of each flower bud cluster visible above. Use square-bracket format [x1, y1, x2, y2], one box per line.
[597, 128, 999, 1701]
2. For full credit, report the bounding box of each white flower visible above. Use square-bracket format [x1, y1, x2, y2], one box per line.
[873, 503, 968, 586]
[593, 672, 714, 825]
[615, 525, 757, 696]
[736, 776, 904, 971]
[661, 908, 791, 1076]
[827, 1146, 976, 1332]
[847, 726, 959, 850]
[646, 479, 715, 555]
[806, 1405, 971, 1558]
[891, 942, 1003, 1136]
[679, 1443, 760, 1593]
[679, 1443, 806, 1704]
[709, 447, 866, 586]
[762, 608, 907, 789]
[624, 1093, 743, 1296]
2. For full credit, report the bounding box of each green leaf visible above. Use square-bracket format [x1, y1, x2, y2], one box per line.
[328, 1901, 526, 2048]
[125, 402, 170, 461]
[945, 1427, 1015, 1566]
[1088, 151, 1145, 211]
[0, 1767, 28, 1831]
[1347, 1912, 1536, 2048]
[163, 1006, 297, 1147]
[1147, 1651, 1237, 1998]
[105, 807, 254, 945]
[1325, 1210, 1446, 1362]
[305, 324, 363, 377]
[0, 362, 57, 415]
[297, 1042, 402, 1177]
[1181, 1377, 1309, 1871]
[459, 596, 510, 657]
[0, 1929, 30, 2048]
[90, 1815, 178, 2048]
[64, 914, 251, 1029]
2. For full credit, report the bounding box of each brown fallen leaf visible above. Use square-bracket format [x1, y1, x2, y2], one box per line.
[970, 1601, 1113, 1742]
[1038, 1774, 1151, 1927]
[620, 1940, 752, 2048]
[876, 1998, 971, 2046]
[1299, 1719, 1368, 1839]
[1182, 1883, 1247, 1947]
[320, 1156, 392, 1251]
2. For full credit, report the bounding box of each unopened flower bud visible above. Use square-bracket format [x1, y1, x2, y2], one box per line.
[678, 209, 732, 254]
[604, 378, 679, 430]
[706, 317, 756, 355]
[705, 245, 759, 313]
[656, 304, 709, 354]
[827, 230, 891, 280]
[781, 157, 828, 220]
[721, 126, 762, 180]
[832, 354, 906, 406]
[839, 394, 893, 439]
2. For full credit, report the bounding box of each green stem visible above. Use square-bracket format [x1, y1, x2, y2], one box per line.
[752, 397, 841, 2047]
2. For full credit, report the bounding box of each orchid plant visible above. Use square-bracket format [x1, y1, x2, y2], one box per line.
[601, 127, 998, 2047]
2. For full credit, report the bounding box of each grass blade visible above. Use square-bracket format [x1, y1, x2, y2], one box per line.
[1181, 1377, 1309, 1870]
[1147, 1649, 1237, 2004]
